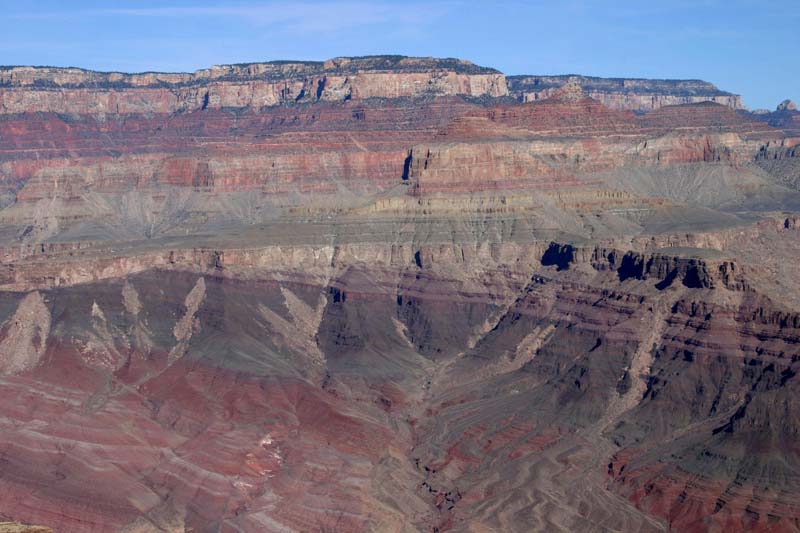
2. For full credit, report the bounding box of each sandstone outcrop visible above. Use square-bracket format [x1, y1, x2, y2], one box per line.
[508, 74, 743, 111]
[0, 56, 507, 114]
[0, 55, 798, 532]
[0, 56, 749, 115]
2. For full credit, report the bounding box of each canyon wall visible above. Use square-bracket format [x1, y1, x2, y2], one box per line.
[508, 74, 744, 111]
[0, 56, 749, 114]
[0, 56, 507, 114]
[0, 55, 798, 532]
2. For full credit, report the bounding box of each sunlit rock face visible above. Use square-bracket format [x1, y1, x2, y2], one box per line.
[507, 75, 744, 112]
[0, 56, 508, 115]
[0, 56, 800, 532]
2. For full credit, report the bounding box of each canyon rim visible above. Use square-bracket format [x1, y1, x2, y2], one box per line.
[0, 6, 799, 533]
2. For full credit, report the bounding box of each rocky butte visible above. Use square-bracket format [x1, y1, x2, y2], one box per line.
[0, 55, 798, 532]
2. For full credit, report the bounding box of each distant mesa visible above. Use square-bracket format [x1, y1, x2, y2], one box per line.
[507, 73, 743, 112]
[0, 55, 746, 114]
[0, 55, 510, 114]
[778, 99, 798, 112]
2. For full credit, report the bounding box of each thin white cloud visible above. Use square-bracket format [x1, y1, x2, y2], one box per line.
[16, 2, 455, 34]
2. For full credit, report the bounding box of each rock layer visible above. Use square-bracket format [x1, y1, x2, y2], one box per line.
[0, 55, 798, 532]
[508, 74, 743, 111]
[0, 56, 507, 114]
[0, 56, 748, 115]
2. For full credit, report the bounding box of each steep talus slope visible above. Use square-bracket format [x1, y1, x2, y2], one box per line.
[0, 56, 798, 532]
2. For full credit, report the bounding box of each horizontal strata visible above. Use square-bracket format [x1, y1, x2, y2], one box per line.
[0, 56, 508, 114]
[508, 75, 735, 97]
[0, 223, 798, 531]
[0, 97, 781, 213]
[0, 56, 502, 87]
[0, 55, 748, 114]
[507, 75, 743, 111]
[0, 53, 799, 532]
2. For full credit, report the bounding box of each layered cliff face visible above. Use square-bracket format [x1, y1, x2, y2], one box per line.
[508, 75, 744, 112]
[0, 56, 748, 115]
[0, 56, 507, 114]
[0, 56, 799, 532]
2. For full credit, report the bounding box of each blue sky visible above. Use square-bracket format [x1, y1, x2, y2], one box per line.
[1, 0, 797, 109]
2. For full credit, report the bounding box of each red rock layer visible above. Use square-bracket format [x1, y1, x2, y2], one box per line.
[0, 273, 420, 531]
[0, 98, 479, 201]
[608, 291, 800, 531]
